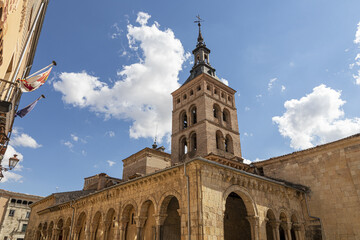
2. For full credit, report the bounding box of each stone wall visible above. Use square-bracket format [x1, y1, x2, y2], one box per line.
[255, 135, 360, 240]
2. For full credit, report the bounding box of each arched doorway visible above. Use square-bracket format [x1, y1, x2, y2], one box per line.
[123, 204, 137, 240]
[104, 208, 116, 240]
[224, 192, 251, 240]
[92, 211, 103, 240]
[76, 212, 87, 240]
[162, 196, 181, 240]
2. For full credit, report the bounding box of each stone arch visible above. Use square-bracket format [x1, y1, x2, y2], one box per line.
[139, 199, 156, 240]
[57, 218, 64, 240]
[122, 201, 137, 240]
[92, 211, 103, 240]
[213, 103, 221, 122]
[216, 130, 225, 150]
[225, 134, 233, 153]
[179, 110, 188, 130]
[36, 223, 42, 240]
[266, 209, 276, 240]
[63, 217, 71, 240]
[75, 211, 87, 240]
[104, 208, 116, 240]
[189, 131, 197, 154]
[189, 104, 197, 125]
[290, 213, 301, 240]
[279, 212, 288, 240]
[158, 189, 182, 216]
[42, 222, 48, 239]
[179, 135, 187, 159]
[222, 185, 258, 217]
[223, 108, 231, 128]
[160, 195, 181, 240]
[48, 221, 54, 239]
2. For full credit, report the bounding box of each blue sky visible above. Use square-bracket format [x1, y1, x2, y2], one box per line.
[2, 0, 360, 196]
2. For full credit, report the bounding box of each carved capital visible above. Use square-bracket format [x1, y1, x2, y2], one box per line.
[153, 214, 168, 225]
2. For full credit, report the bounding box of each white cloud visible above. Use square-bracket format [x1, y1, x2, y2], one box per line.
[353, 70, 360, 85]
[245, 107, 250, 111]
[10, 133, 41, 148]
[220, 78, 229, 86]
[106, 131, 115, 137]
[281, 85, 286, 92]
[273, 84, 360, 150]
[243, 158, 252, 164]
[136, 12, 151, 26]
[71, 134, 79, 142]
[63, 141, 73, 150]
[354, 22, 360, 44]
[54, 12, 187, 142]
[268, 77, 277, 91]
[107, 160, 116, 167]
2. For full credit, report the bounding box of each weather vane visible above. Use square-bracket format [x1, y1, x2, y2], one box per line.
[194, 15, 204, 27]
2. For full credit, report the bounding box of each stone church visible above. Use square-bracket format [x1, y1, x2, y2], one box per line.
[25, 25, 360, 240]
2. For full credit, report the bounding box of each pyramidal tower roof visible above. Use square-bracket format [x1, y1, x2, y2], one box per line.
[183, 17, 220, 85]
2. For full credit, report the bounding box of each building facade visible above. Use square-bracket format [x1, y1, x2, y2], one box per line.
[24, 25, 360, 240]
[0, 0, 49, 170]
[0, 189, 42, 240]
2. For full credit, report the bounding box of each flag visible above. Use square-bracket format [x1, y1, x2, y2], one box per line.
[15, 95, 45, 118]
[19, 67, 52, 92]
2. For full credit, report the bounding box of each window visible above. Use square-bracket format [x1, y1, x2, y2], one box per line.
[183, 94, 187, 100]
[207, 85, 211, 91]
[10, 199, 16, 204]
[9, 210, 15, 217]
[26, 212, 30, 218]
[190, 106, 197, 125]
[190, 90, 193, 96]
[21, 224, 27, 232]
[180, 111, 188, 129]
[131, 213, 135, 224]
[221, 93, 225, 98]
[28, 201, 33, 205]
[225, 135, 233, 153]
[197, 85, 201, 91]
[16, 199, 22, 204]
[180, 137, 188, 157]
[190, 133, 197, 151]
[177, 98, 180, 104]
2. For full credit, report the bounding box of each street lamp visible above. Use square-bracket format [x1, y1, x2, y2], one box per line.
[0, 154, 19, 181]
[8, 154, 19, 170]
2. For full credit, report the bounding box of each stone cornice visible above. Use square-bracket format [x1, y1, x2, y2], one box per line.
[254, 133, 360, 167]
[122, 147, 171, 164]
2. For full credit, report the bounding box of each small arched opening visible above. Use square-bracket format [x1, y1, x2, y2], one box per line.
[179, 136, 187, 160]
[104, 208, 116, 240]
[223, 108, 231, 128]
[224, 192, 251, 240]
[225, 134, 233, 153]
[189, 132, 197, 153]
[291, 214, 300, 240]
[279, 212, 287, 240]
[216, 130, 224, 150]
[179, 111, 188, 130]
[123, 204, 137, 240]
[190, 105, 197, 125]
[76, 212, 87, 240]
[92, 211, 102, 240]
[213, 104, 221, 123]
[57, 218, 64, 240]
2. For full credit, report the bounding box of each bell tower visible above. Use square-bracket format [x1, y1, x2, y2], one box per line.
[171, 21, 242, 165]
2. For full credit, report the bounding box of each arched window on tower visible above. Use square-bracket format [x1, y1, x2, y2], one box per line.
[205, 54, 208, 64]
[180, 111, 188, 130]
[190, 132, 197, 152]
[190, 105, 197, 125]
[216, 130, 224, 150]
[213, 104, 221, 123]
[225, 135, 233, 153]
[223, 108, 231, 128]
[180, 136, 188, 159]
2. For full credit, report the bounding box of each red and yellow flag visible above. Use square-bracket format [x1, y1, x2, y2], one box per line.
[19, 67, 52, 92]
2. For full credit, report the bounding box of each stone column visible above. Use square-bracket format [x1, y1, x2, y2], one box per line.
[119, 219, 128, 240]
[103, 220, 112, 240]
[281, 222, 292, 240]
[270, 221, 280, 240]
[246, 216, 260, 240]
[63, 227, 69, 240]
[135, 216, 147, 240]
[154, 214, 167, 240]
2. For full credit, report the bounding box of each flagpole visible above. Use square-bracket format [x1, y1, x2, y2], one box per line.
[25, 61, 56, 79]
[5, 0, 46, 101]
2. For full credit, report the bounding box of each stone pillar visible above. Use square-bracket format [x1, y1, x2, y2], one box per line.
[281, 222, 292, 240]
[63, 227, 69, 240]
[270, 221, 280, 240]
[119, 219, 128, 240]
[135, 216, 147, 240]
[154, 214, 167, 240]
[103, 220, 112, 240]
[246, 216, 260, 240]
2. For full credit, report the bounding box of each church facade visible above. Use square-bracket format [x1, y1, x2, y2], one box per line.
[25, 26, 360, 240]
